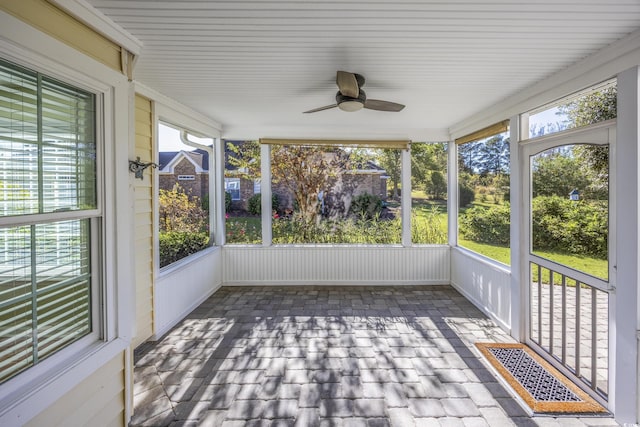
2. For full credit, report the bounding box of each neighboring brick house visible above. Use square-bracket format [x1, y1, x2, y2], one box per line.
[158, 149, 210, 201]
[271, 160, 388, 216]
[161, 146, 389, 214]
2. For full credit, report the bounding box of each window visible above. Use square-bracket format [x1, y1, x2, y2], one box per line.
[457, 124, 511, 264]
[411, 142, 448, 244]
[224, 140, 262, 244]
[531, 146, 609, 280]
[270, 144, 401, 244]
[157, 123, 212, 267]
[0, 58, 98, 383]
[225, 178, 241, 201]
[527, 79, 617, 139]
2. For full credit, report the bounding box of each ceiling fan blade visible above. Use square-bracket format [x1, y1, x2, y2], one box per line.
[303, 104, 338, 113]
[336, 71, 359, 98]
[364, 99, 405, 112]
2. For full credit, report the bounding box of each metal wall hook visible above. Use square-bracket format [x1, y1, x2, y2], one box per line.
[129, 156, 158, 180]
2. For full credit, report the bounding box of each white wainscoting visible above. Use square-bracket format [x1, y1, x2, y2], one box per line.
[450, 247, 511, 332]
[223, 245, 450, 286]
[154, 247, 222, 339]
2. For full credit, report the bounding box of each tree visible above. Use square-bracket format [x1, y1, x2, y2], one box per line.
[226, 140, 261, 178]
[479, 135, 510, 176]
[270, 145, 350, 225]
[531, 151, 591, 199]
[411, 142, 447, 191]
[376, 149, 402, 199]
[558, 85, 616, 176]
[457, 135, 509, 177]
[426, 170, 447, 200]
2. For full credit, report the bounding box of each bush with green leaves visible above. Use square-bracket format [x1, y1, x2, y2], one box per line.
[350, 193, 383, 220]
[159, 231, 209, 267]
[459, 196, 607, 259]
[426, 171, 447, 200]
[247, 193, 261, 215]
[531, 196, 607, 258]
[458, 183, 475, 207]
[459, 204, 510, 245]
[247, 193, 280, 215]
[225, 191, 232, 212]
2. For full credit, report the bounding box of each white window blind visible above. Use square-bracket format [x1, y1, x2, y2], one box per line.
[0, 58, 98, 383]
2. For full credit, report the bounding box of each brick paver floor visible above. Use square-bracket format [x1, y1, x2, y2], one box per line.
[130, 286, 619, 427]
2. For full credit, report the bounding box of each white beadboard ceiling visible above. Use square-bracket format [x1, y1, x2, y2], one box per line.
[86, 0, 640, 141]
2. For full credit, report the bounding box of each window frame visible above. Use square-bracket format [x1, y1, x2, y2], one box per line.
[454, 124, 512, 266]
[153, 110, 220, 274]
[0, 17, 131, 424]
[257, 142, 412, 246]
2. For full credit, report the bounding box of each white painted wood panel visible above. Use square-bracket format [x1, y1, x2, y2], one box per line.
[450, 248, 511, 332]
[223, 245, 449, 285]
[154, 248, 223, 339]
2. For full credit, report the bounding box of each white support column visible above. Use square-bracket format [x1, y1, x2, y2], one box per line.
[260, 143, 272, 246]
[509, 115, 525, 341]
[613, 66, 639, 424]
[214, 138, 225, 246]
[448, 141, 458, 247]
[401, 148, 412, 246]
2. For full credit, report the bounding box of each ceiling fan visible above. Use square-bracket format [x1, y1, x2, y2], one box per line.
[303, 71, 405, 114]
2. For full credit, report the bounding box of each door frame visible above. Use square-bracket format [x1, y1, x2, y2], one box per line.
[518, 119, 616, 405]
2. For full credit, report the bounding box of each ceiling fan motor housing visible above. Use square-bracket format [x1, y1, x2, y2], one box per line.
[336, 89, 366, 112]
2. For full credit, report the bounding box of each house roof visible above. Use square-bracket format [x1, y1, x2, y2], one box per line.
[159, 149, 211, 172]
[87, 1, 640, 141]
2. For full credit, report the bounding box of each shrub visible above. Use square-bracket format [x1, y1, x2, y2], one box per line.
[247, 193, 280, 215]
[248, 193, 261, 215]
[459, 183, 475, 207]
[201, 193, 210, 212]
[350, 193, 383, 220]
[225, 191, 232, 212]
[459, 196, 608, 259]
[426, 171, 447, 200]
[459, 204, 510, 245]
[159, 184, 208, 233]
[159, 231, 209, 267]
[531, 196, 607, 258]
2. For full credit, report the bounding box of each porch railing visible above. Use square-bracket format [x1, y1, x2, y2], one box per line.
[529, 257, 609, 399]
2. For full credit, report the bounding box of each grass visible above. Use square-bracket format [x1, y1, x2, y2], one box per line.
[457, 238, 608, 282]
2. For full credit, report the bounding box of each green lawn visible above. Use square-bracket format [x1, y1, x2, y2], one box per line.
[457, 239, 607, 282]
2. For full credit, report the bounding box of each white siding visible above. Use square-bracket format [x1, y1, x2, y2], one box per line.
[223, 246, 449, 285]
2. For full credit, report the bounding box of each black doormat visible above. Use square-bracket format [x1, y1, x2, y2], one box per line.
[476, 343, 608, 415]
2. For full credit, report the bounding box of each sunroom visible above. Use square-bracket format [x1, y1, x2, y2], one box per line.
[0, 1, 639, 426]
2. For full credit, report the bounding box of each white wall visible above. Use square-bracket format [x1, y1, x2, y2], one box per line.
[223, 245, 449, 285]
[450, 248, 511, 332]
[154, 247, 223, 339]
